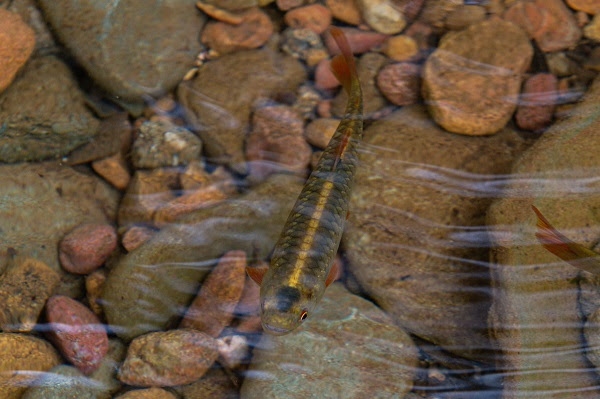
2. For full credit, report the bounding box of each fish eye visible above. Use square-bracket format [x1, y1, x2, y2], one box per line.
[300, 309, 308, 321]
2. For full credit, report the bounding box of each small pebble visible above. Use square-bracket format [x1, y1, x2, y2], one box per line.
[21, 364, 106, 399]
[178, 368, 239, 399]
[217, 334, 249, 369]
[280, 27, 327, 64]
[196, 1, 244, 24]
[376, 62, 421, 106]
[515, 73, 558, 132]
[180, 250, 247, 337]
[92, 152, 131, 191]
[0, 257, 60, 332]
[583, 14, 600, 42]
[118, 329, 218, 387]
[284, 4, 332, 34]
[0, 9, 35, 93]
[46, 295, 109, 374]
[85, 269, 107, 316]
[325, 0, 362, 25]
[356, 0, 407, 34]
[445, 4, 487, 30]
[305, 118, 339, 149]
[59, 223, 117, 275]
[383, 35, 419, 62]
[246, 105, 311, 181]
[201, 7, 273, 54]
[566, 0, 600, 15]
[153, 184, 229, 227]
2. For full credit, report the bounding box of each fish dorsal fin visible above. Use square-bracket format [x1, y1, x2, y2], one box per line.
[329, 27, 357, 94]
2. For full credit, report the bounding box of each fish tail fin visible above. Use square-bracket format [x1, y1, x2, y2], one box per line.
[532, 205, 600, 269]
[329, 27, 357, 94]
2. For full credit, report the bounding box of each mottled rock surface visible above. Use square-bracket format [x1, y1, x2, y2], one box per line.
[0, 333, 61, 399]
[178, 47, 306, 173]
[37, 0, 205, 101]
[118, 329, 218, 387]
[176, 368, 238, 399]
[344, 105, 530, 362]
[0, 163, 118, 295]
[422, 18, 532, 135]
[21, 365, 109, 399]
[103, 173, 304, 341]
[0, 258, 59, 332]
[241, 283, 418, 399]
[0, 8, 35, 93]
[59, 223, 117, 275]
[488, 77, 600, 398]
[0, 56, 99, 162]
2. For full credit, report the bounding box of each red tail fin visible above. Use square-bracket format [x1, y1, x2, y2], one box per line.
[329, 27, 357, 94]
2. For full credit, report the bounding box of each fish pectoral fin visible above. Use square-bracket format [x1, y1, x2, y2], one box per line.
[532, 205, 600, 274]
[325, 260, 341, 287]
[246, 264, 268, 286]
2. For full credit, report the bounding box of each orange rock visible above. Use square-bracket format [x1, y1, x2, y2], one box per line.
[276, 0, 304, 11]
[0, 9, 35, 93]
[325, 0, 362, 25]
[92, 152, 131, 191]
[322, 26, 387, 55]
[180, 250, 247, 337]
[121, 225, 155, 252]
[153, 185, 228, 227]
[566, 0, 600, 15]
[196, 1, 244, 24]
[85, 269, 107, 316]
[284, 4, 332, 34]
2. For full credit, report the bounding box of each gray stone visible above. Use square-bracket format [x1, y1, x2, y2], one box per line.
[240, 283, 418, 399]
[487, 76, 600, 397]
[102, 173, 304, 341]
[178, 46, 306, 173]
[37, 0, 205, 101]
[0, 163, 119, 296]
[343, 105, 530, 363]
[21, 365, 107, 399]
[0, 56, 99, 162]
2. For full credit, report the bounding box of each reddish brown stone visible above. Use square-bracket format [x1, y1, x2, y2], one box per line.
[46, 295, 108, 374]
[376, 62, 421, 106]
[92, 152, 131, 191]
[284, 4, 332, 34]
[153, 185, 228, 227]
[180, 250, 247, 337]
[515, 73, 558, 132]
[504, 0, 581, 52]
[325, 0, 362, 25]
[246, 105, 311, 181]
[122, 225, 155, 252]
[0, 9, 35, 93]
[118, 329, 218, 387]
[314, 58, 339, 90]
[85, 269, 107, 316]
[201, 7, 274, 54]
[115, 387, 177, 399]
[59, 223, 117, 275]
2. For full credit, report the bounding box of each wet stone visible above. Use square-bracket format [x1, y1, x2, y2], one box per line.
[356, 0, 407, 34]
[382, 35, 419, 62]
[280, 27, 329, 66]
[118, 329, 219, 387]
[422, 18, 533, 135]
[325, 0, 362, 25]
[276, 0, 305, 11]
[246, 104, 311, 181]
[234, 274, 262, 334]
[241, 283, 418, 399]
[0, 8, 35, 94]
[566, 0, 600, 15]
[376, 62, 421, 106]
[92, 152, 131, 191]
[121, 226, 155, 252]
[305, 118, 339, 149]
[515, 73, 558, 132]
[115, 388, 178, 399]
[37, 0, 206, 101]
[0, 333, 61, 399]
[86, 269, 107, 317]
[284, 4, 332, 34]
[132, 120, 202, 169]
[0, 56, 99, 162]
[314, 58, 339, 90]
[584, 14, 600, 41]
[21, 364, 109, 399]
[46, 295, 109, 374]
[179, 250, 247, 337]
[0, 257, 60, 332]
[176, 368, 238, 399]
[445, 4, 487, 30]
[504, 0, 582, 52]
[178, 47, 306, 173]
[59, 223, 117, 275]
[201, 7, 274, 55]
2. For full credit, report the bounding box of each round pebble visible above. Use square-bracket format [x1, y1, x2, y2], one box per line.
[383, 35, 418, 62]
[59, 223, 117, 275]
[325, 0, 362, 25]
[376, 62, 421, 106]
[323, 27, 387, 55]
[515, 73, 558, 132]
[45, 295, 108, 374]
[115, 388, 178, 399]
[583, 14, 600, 41]
[284, 4, 332, 34]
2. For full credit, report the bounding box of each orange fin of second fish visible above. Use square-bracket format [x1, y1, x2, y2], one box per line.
[325, 259, 341, 287]
[246, 264, 268, 286]
[532, 205, 600, 274]
[329, 27, 357, 94]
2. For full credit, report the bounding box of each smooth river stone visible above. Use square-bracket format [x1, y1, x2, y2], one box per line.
[102, 173, 304, 341]
[37, 0, 205, 101]
[487, 76, 600, 398]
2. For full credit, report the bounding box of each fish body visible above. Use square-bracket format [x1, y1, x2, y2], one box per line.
[247, 27, 363, 335]
[532, 205, 600, 274]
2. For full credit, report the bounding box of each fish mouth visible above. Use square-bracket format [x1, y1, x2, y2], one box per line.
[262, 322, 291, 336]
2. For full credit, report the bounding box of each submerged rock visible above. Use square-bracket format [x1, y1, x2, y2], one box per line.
[488, 76, 600, 397]
[102, 173, 304, 341]
[241, 283, 418, 399]
[37, 0, 205, 101]
[178, 46, 306, 173]
[343, 105, 530, 362]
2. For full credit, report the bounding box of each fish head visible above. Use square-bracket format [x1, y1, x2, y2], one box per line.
[260, 284, 319, 335]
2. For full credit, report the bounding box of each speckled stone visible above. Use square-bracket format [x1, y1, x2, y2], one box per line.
[59, 224, 117, 275]
[177, 368, 238, 399]
[115, 388, 178, 399]
[284, 4, 332, 34]
[21, 365, 109, 399]
[241, 283, 418, 399]
[356, 0, 407, 34]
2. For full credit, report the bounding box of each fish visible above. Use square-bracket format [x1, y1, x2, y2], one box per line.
[532, 205, 600, 274]
[246, 26, 363, 335]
